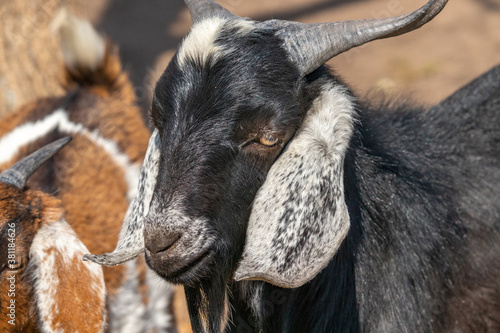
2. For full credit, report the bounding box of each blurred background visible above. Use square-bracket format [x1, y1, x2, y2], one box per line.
[1, 0, 499, 332]
[1, 0, 500, 119]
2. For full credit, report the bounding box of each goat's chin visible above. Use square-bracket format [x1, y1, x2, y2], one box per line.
[145, 249, 215, 286]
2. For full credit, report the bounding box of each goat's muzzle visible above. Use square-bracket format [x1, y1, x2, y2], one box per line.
[143, 211, 214, 284]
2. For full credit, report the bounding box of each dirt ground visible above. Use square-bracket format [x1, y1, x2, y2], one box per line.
[1, 0, 499, 332]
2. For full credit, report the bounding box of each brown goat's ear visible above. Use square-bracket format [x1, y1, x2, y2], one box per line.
[84, 129, 161, 266]
[51, 8, 105, 72]
[30, 218, 106, 332]
[235, 84, 355, 288]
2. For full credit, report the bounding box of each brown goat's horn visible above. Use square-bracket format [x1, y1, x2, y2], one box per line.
[0, 137, 72, 189]
[184, 0, 238, 22]
[268, 0, 448, 76]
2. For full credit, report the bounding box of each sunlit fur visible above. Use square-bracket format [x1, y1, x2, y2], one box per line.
[0, 184, 106, 332]
[0, 14, 176, 332]
[146, 15, 500, 333]
[148, 18, 303, 332]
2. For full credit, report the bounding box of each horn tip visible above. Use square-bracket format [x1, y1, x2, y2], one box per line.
[56, 136, 73, 146]
[82, 253, 115, 266]
[82, 250, 143, 267]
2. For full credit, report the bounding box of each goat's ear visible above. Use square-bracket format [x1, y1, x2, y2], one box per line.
[235, 84, 355, 288]
[51, 8, 105, 71]
[84, 129, 161, 266]
[29, 218, 106, 332]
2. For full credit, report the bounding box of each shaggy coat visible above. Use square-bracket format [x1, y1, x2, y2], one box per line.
[0, 12, 176, 332]
[86, 1, 500, 332]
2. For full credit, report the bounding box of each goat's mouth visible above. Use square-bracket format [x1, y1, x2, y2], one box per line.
[146, 248, 214, 285]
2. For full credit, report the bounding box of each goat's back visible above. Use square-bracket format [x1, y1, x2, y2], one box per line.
[0, 81, 149, 293]
[350, 64, 500, 331]
[0, 39, 158, 332]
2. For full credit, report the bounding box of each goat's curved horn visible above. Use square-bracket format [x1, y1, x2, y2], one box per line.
[184, 0, 238, 22]
[268, 0, 448, 76]
[0, 137, 72, 189]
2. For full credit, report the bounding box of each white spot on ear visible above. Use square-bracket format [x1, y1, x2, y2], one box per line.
[177, 17, 255, 67]
[51, 8, 105, 71]
[235, 83, 355, 288]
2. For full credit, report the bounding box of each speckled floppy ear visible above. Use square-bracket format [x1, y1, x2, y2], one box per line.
[235, 84, 355, 288]
[84, 129, 161, 266]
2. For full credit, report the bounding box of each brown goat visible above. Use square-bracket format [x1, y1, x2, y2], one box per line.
[0, 11, 176, 332]
[0, 138, 107, 332]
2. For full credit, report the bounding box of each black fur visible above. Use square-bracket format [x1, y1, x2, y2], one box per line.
[227, 65, 500, 333]
[148, 19, 500, 332]
[149, 23, 307, 332]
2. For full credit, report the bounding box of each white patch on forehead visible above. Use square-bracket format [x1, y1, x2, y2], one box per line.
[177, 17, 255, 67]
[30, 218, 106, 332]
[0, 109, 140, 201]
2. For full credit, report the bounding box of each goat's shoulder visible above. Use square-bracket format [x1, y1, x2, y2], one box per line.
[344, 66, 500, 332]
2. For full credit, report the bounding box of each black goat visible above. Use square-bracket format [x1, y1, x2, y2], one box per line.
[86, 0, 500, 331]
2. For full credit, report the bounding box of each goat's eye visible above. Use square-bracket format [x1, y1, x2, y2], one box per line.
[259, 135, 279, 147]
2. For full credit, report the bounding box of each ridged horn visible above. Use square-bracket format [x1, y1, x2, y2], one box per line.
[184, 0, 238, 22]
[267, 0, 448, 76]
[0, 137, 72, 189]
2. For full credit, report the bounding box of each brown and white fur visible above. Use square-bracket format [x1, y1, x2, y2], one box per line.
[0, 10, 176, 333]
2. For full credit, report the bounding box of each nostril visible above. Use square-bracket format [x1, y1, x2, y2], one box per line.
[145, 233, 182, 254]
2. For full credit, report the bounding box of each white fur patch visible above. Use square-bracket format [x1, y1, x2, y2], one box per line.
[108, 260, 147, 333]
[30, 219, 106, 332]
[235, 83, 355, 288]
[145, 269, 177, 332]
[0, 109, 140, 201]
[107, 259, 177, 333]
[0, 111, 67, 165]
[51, 8, 105, 71]
[177, 17, 255, 67]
